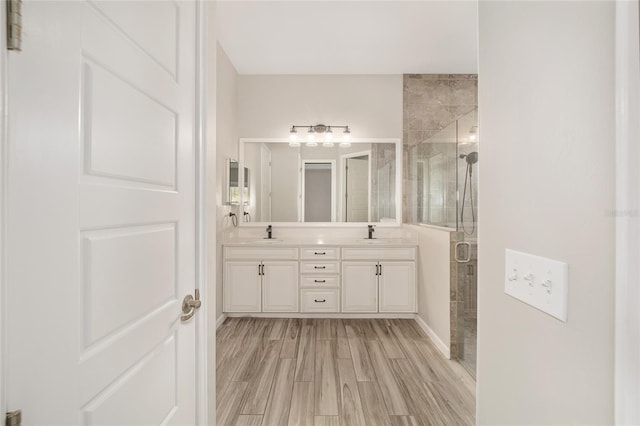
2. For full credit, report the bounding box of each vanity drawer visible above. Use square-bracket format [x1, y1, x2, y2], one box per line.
[300, 275, 340, 288]
[300, 247, 339, 260]
[341, 247, 416, 261]
[300, 261, 340, 274]
[224, 246, 299, 260]
[300, 289, 340, 313]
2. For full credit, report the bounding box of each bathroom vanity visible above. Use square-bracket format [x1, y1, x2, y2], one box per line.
[223, 240, 417, 316]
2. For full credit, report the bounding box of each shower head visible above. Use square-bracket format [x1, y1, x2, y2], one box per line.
[460, 152, 479, 165]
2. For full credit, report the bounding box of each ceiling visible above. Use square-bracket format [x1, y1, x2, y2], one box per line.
[217, 1, 479, 75]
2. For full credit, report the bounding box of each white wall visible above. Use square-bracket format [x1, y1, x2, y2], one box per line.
[237, 75, 402, 139]
[407, 224, 452, 357]
[477, 2, 615, 424]
[615, 1, 640, 423]
[216, 44, 239, 321]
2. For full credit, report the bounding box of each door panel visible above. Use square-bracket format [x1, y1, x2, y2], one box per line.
[262, 262, 299, 312]
[379, 262, 416, 313]
[6, 1, 198, 424]
[341, 262, 378, 312]
[224, 262, 262, 312]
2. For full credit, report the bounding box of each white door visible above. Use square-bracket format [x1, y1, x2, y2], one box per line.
[5, 1, 200, 424]
[379, 262, 416, 313]
[262, 262, 299, 312]
[341, 262, 378, 312]
[224, 261, 262, 312]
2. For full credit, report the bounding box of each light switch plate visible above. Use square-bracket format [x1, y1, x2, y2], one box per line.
[504, 249, 568, 322]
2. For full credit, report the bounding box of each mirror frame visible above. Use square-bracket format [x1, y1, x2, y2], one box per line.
[238, 137, 402, 227]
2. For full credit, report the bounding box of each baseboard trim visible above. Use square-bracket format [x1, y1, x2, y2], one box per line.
[216, 314, 227, 329]
[413, 314, 451, 359]
[224, 312, 416, 319]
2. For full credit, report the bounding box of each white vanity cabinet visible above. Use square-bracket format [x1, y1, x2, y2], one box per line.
[223, 247, 299, 313]
[341, 247, 416, 313]
[223, 243, 416, 315]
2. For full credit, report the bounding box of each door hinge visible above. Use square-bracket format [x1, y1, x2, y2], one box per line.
[6, 410, 21, 426]
[6, 0, 22, 51]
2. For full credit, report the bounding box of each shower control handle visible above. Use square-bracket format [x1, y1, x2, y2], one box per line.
[455, 242, 472, 263]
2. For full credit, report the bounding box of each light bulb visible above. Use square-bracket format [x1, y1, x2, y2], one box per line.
[289, 127, 298, 142]
[342, 127, 351, 143]
[307, 128, 315, 143]
[325, 127, 333, 142]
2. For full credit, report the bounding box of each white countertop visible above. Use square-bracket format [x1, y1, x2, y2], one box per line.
[222, 238, 417, 247]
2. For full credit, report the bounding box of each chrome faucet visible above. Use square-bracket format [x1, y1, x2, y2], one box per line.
[266, 224, 273, 239]
[367, 224, 375, 239]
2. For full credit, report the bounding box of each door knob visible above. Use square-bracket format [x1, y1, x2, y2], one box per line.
[180, 289, 202, 322]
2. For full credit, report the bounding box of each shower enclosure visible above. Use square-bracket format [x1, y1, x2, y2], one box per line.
[409, 108, 478, 376]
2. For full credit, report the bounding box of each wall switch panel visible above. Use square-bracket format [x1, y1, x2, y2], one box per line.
[504, 249, 568, 322]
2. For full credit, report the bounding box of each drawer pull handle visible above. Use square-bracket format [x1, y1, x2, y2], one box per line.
[314, 279, 326, 283]
[314, 299, 326, 303]
[314, 266, 326, 269]
[314, 252, 326, 255]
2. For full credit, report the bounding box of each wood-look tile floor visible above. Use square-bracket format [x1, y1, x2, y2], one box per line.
[216, 318, 476, 426]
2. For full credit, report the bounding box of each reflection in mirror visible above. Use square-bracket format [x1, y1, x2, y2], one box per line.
[240, 140, 399, 224]
[227, 159, 249, 205]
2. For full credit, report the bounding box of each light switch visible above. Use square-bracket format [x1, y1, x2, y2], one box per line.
[504, 249, 568, 322]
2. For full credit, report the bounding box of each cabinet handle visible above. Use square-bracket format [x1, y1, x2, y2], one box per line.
[379, 264, 382, 276]
[314, 299, 326, 303]
[258, 264, 262, 276]
[314, 252, 326, 255]
[314, 279, 326, 283]
[375, 264, 380, 276]
[314, 266, 326, 270]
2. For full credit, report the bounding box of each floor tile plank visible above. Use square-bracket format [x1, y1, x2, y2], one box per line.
[365, 340, 409, 415]
[235, 415, 263, 426]
[357, 382, 392, 426]
[280, 318, 301, 359]
[314, 416, 340, 426]
[288, 381, 315, 426]
[217, 381, 249, 426]
[240, 339, 282, 415]
[337, 359, 367, 426]
[262, 359, 296, 426]
[347, 338, 376, 382]
[315, 340, 339, 415]
[295, 319, 316, 381]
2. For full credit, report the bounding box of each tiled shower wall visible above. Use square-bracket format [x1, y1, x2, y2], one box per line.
[403, 74, 478, 222]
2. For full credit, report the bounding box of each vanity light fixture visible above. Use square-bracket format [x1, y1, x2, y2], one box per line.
[289, 124, 351, 148]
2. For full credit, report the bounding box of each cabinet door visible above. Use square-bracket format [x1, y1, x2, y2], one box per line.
[263, 261, 299, 312]
[342, 261, 378, 312]
[379, 262, 416, 312]
[224, 261, 262, 312]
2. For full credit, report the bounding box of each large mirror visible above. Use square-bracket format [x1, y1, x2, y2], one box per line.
[238, 139, 401, 224]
